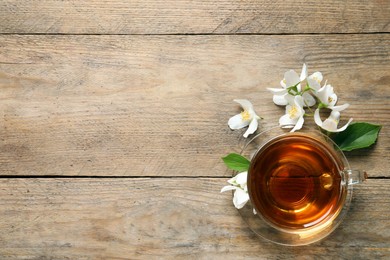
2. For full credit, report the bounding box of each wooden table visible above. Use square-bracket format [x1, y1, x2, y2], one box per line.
[0, 1, 389, 259]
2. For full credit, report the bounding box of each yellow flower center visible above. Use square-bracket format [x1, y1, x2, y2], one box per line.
[241, 110, 251, 121]
[328, 97, 333, 103]
[288, 105, 298, 118]
[313, 76, 321, 83]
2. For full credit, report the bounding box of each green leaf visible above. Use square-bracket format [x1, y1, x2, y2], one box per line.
[222, 153, 250, 171]
[332, 122, 382, 151]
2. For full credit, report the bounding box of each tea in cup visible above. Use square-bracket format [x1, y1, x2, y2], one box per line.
[238, 128, 366, 245]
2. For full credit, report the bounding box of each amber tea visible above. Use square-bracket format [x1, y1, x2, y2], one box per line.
[248, 133, 346, 230]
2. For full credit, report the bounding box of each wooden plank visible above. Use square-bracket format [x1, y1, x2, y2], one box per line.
[0, 178, 388, 259]
[0, 0, 389, 34]
[0, 34, 389, 177]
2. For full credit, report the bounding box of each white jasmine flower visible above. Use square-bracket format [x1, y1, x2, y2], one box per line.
[314, 109, 353, 132]
[268, 64, 315, 107]
[314, 83, 351, 111]
[301, 67, 323, 107]
[268, 64, 306, 105]
[227, 170, 248, 187]
[279, 95, 305, 132]
[221, 171, 249, 209]
[228, 99, 260, 138]
[285, 64, 307, 93]
[315, 83, 338, 107]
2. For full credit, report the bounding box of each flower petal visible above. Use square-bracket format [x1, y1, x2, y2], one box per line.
[221, 185, 237, 193]
[284, 93, 296, 105]
[315, 85, 326, 103]
[329, 110, 340, 121]
[284, 70, 300, 88]
[227, 174, 238, 185]
[316, 110, 353, 132]
[314, 108, 323, 127]
[322, 116, 338, 131]
[279, 113, 296, 127]
[311, 71, 323, 82]
[228, 114, 250, 130]
[243, 118, 258, 138]
[291, 116, 304, 132]
[302, 92, 316, 107]
[315, 84, 334, 105]
[307, 77, 320, 92]
[330, 103, 350, 111]
[235, 171, 248, 186]
[273, 94, 289, 106]
[329, 93, 338, 107]
[280, 79, 287, 88]
[300, 63, 308, 81]
[267, 87, 287, 95]
[233, 99, 253, 112]
[333, 118, 353, 132]
[324, 111, 353, 132]
[233, 188, 249, 209]
[296, 83, 302, 93]
[294, 95, 305, 108]
[309, 71, 323, 80]
[307, 72, 323, 91]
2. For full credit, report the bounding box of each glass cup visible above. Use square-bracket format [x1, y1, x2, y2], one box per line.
[237, 126, 367, 246]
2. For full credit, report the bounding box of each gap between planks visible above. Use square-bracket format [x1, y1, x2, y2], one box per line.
[0, 175, 388, 179]
[0, 32, 389, 36]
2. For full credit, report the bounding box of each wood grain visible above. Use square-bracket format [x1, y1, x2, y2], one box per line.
[0, 178, 388, 259]
[1, 34, 389, 177]
[1, 0, 388, 259]
[0, 0, 389, 34]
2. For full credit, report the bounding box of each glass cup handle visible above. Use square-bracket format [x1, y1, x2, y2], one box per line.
[343, 169, 368, 185]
